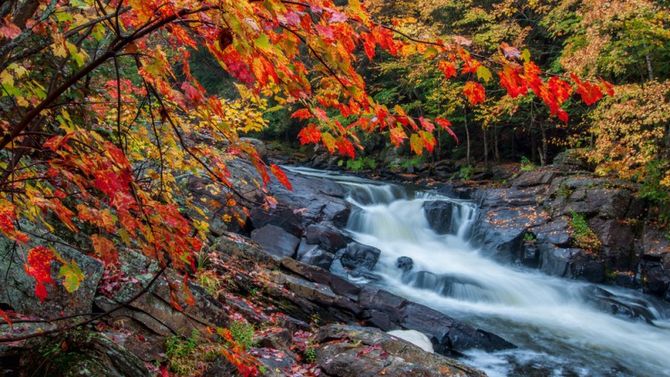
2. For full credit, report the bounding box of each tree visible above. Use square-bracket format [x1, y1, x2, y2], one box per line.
[0, 0, 607, 344]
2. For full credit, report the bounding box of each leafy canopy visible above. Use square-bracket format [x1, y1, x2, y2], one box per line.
[0, 0, 608, 319]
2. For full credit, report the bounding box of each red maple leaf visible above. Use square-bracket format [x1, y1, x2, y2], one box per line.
[24, 246, 56, 302]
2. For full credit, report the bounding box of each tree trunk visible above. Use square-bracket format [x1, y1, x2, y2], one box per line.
[540, 122, 548, 166]
[464, 109, 471, 165]
[493, 125, 500, 161]
[482, 126, 489, 166]
[646, 53, 654, 81]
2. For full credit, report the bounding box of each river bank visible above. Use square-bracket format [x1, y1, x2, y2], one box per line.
[2, 141, 669, 376]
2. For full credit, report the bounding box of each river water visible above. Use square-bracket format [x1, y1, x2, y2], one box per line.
[285, 167, 670, 377]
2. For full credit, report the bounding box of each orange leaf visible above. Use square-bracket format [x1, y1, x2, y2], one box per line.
[389, 126, 408, 147]
[437, 61, 457, 80]
[336, 138, 355, 159]
[361, 32, 376, 60]
[91, 234, 118, 265]
[291, 108, 312, 120]
[463, 81, 486, 105]
[298, 124, 321, 145]
[270, 164, 293, 191]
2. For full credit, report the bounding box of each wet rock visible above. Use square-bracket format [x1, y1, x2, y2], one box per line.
[530, 217, 571, 246]
[358, 287, 513, 354]
[314, 324, 486, 377]
[337, 243, 381, 272]
[0, 235, 103, 319]
[305, 224, 350, 252]
[641, 227, 670, 260]
[251, 224, 300, 259]
[249, 206, 303, 237]
[641, 261, 670, 298]
[537, 243, 605, 283]
[280, 258, 360, 298]
[296, 241, 335, 270]
[589, 218, 636, 269]
[268, 170, 351, 225]
[552, 149, 590, 170]
[250, 347, 298, 375]
[423, 201, 455, 234]
[512, 169, 558, 188]
[582, 286, 657, 323]
[396, 256, 414, 272]
[401, 302, 514, 354]
[22, 333, 149, 377]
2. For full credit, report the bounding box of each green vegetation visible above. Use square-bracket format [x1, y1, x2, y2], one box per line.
[304, 347, 317, 363]
[340, 157, 378, 172]
[457, 165, 474, 181]
[166, 330, 203, 375]
[229, 321, 255, 350]
[570, 211, 602, 251]
[523, 232, 537, 242]
[520, 156, 536, 172]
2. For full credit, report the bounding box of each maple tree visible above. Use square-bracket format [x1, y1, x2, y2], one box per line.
[0, 0, 610, 359]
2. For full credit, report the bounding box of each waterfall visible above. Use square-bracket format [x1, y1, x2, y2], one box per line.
[285, 166, 670, 376]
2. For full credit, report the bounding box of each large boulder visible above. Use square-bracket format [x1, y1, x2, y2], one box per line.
[337, 243, 381, 272]
[314, 324, 486, 377]
[396, 256, 414, 272]
[537, 243, 605, 283]
[95, 250, 230, 337]
[257, 169, 352, 230]
[358, 287, 514, 354]
[423, 201, 455, 234]
[305, 224, 350, 252]
[10, 333, 150, 377]
[0, 235, 103, 319]
[251, 224, 300, 259]
[296, 241, 335, 270]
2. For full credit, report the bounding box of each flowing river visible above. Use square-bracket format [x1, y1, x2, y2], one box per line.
[286, 167, 670, 377]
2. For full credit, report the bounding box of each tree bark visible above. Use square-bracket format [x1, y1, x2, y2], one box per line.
[645, 53, 654, 81]
[482, 126, 489, 166]
[464, 108, 471, 165]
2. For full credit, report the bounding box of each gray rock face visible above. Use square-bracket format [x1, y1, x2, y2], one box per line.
[3, 332, 150, 377]
[0, 235, 103, 318]
[314, 324, 486, 377]
[251, 224, 300, 258]
[396, 256, 414, 272]
[465, 163, 667, 297]
[423, 201, 455, 234]
[250, 169, 352, 234]
[297, 241, 335, 270]
[358, 287, 514, 354]
[305, 223, 350, 252]
[337, 242, 381, 272]
[95, 249, 230, 337]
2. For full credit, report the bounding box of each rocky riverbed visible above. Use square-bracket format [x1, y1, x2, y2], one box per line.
[1, 146, 669, 376]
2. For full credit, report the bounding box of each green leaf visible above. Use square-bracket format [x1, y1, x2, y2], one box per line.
[255, 34, 272, 51]
[521, 49, 531, 63]
[476, 66, 492, 83]
[58, 260, 85, 293]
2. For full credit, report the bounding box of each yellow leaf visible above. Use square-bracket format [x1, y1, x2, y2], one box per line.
[58, 260, 85, 293]
[476, 66, 492, 83]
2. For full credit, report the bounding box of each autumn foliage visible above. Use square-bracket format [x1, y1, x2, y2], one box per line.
[0, 0, 610, 346]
